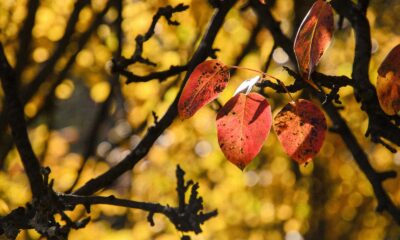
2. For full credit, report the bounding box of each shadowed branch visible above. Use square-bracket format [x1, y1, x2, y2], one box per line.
[74, 0, 238, 196]
[0, 44, 45, 199]
[250, 0, 400, 224]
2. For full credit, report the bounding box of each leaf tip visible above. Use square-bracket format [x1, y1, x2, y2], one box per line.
[178, 111, 188, 120]
[301, 158, 312, 166]
[235, 162, 246, 171]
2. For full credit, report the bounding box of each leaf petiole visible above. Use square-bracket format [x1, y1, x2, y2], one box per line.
[230, 65, 295, 100]
[276, 79, 295, 103]
[229, 65, 279, 82]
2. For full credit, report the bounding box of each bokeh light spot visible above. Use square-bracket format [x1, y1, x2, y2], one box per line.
[90, 81, 110, 103]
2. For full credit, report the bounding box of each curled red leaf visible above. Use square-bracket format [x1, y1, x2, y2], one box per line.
[294, 0, 334, 81]
[377, 44, 400, 116]
[273, 99, 327, 164]
[178, 60, 230, 119]
[216, 93, 272, 170]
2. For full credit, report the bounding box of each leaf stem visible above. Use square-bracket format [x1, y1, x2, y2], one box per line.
[230, 65, 296, 100]
[276, 79, 295, 102]
[229, 65, 280, 81]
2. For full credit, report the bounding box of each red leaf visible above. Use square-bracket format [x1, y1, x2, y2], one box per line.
[178, 60, 230, 119]
[273, 99, 327, 164]
[294, 0, 334, 80]
[377, 44, 400, 116]
[216, 93, 272, 170]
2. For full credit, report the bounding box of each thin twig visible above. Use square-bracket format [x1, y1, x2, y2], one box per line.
[63, 165, 217, 234]
[74, 0, 238, 196]
[330, 0, 400, 147]
[14, 0, 39, 81]
[0, 0, 113, 168]
[251, 0, 400, 224]
[112, 3, 189, 72]
[66, 0, 121, 193]
[123, 65, 188, 83]
[263, 42, 276, 72]
[20, 0, 91, 106]
[0, 0, 91, 165]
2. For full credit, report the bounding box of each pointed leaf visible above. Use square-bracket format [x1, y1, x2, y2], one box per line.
[178, 60, 230, 119]
[377, 44, 400, 116]
[216, 92, 272, 170]
[233, 76, 260, 96]
[273, 99, 327, 164]
[294, 0, 334, 80]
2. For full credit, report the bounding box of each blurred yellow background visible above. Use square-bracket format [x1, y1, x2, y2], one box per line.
[0, 0, 399, 239]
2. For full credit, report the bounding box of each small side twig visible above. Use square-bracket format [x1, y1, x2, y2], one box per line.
[74, 0, 238, 196]
[251, 0, 400, 224]
[14, 0, 39, 80]
[0, 1, 112, 169]
[112, 3, 189, 72]
[61, 165, 217, 234]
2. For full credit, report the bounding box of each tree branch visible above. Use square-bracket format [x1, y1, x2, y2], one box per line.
[62, 165, 216, 234]
[0, 45, 44, 199]
[0, 0, 114, 168]
[123, 65, 188, 83]
[323, 99, 400, 224]
[112, 4, 189, 86]
[251, 0, 400, 224]
[66, 0, 124, 194]
[258, 67, 352, 94]
[20, 0, 91, 106]
[74, 0, 238, 196]
[0, 0, 92, 164]
[14, 0, 39, 81]
[0, 165, 216, 238]
[330, 0, 400, 147]
[111, 3, 189, 72]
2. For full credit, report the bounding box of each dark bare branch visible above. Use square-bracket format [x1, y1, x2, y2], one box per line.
[74, 0, 238, 196]
[64, 166, 216, 234]
[330, 0, 400, 147]
[15, 0, 39, 80]
[0, 1, 114, 168]
[20, 0, 91, 105]
[123, 65, 188, 83]
[251, 0, 400, 224]
[0, 44, 44, 199]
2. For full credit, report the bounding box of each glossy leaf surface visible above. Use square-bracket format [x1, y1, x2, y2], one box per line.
[216, 93, 272, 169]
[233, 76, 260, 96]
[273, 99, 326, 164]
[178, 60, 230, 119]
[377, 44, 400, 116]
[294, 0, 334, 80]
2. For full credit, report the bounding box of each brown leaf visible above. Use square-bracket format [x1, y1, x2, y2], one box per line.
[377, 44, 400, 116]
[273, 99, 327, 164]
[294, 0, 334, 81]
